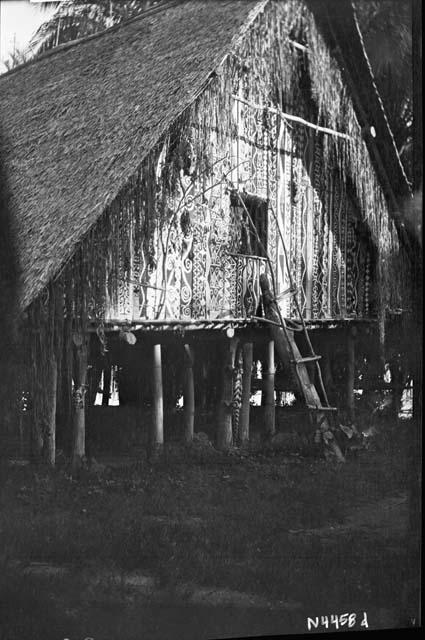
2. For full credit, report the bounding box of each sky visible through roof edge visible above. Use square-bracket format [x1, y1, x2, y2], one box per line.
[0, 0, 57, 73]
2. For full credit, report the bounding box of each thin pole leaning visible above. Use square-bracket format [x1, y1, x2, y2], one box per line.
[267, 202, 331, 407]
[224, 178, 298, 379]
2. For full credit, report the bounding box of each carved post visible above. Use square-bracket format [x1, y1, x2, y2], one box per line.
[72, 333, 88, 470]
[232, 346, 243, 445]
[263, 339, 276, 438]
[239, 342, 253, 445]
[150, 343, 164, 459]
[217, 337, 238, 451]
[183, 344, 195, 444]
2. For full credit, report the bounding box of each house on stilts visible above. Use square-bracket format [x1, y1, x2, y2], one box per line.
[0, 0, 413, 465]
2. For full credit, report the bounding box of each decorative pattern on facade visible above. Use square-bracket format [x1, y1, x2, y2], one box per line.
[275, 120, 374, 322]
[106, 97, 375, 325]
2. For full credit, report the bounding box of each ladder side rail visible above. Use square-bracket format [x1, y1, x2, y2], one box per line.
[268, 202, 331, 407]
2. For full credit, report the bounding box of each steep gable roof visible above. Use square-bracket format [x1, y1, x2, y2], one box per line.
[0, 0, 263, 310]
[0, 0, 410, 312]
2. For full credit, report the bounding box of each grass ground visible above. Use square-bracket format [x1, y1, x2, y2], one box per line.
[0, 416, 421, 640]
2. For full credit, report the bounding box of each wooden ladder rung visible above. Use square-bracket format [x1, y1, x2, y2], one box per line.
[291, 355, 322, 364]
[306, 405, 338, 412]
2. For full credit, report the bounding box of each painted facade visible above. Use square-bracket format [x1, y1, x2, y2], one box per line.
[106, 97, 374, 325]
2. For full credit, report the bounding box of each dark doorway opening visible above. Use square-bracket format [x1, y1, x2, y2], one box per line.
[230, 192, 268, 257]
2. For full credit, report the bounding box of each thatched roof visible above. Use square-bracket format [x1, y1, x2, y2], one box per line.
[0, 0, 409, 312]
[0, 0, 263, 310]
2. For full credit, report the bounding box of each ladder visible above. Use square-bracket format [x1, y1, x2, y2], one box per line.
[259, 274, 344, 461]
[230, 186, 345, 462]
[275, 284, 336, 414]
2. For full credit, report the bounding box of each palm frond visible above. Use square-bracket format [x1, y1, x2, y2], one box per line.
[28, 0, 164, 55]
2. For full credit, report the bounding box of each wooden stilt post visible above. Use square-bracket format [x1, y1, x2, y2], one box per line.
[150, 343, 164, 460]
[88, 359, 101, 407]
[263, 339, 276, 438]
[217, 337, 238, 451]
[45, 355, 57, 467]
[183, 344, 195, 444]
[72, 334, 88, 470]
[260, 359, 267, 406]
[200, 360, 208, 410]
[232, 346, 243, 445]
[322, 343, 334, 396]
[390, 356, 403, 418]
[102, 356, 111, 406]
[347, 327, 356, 422]
[31, 419, 44, 463]
[239, 342, 253, 445]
